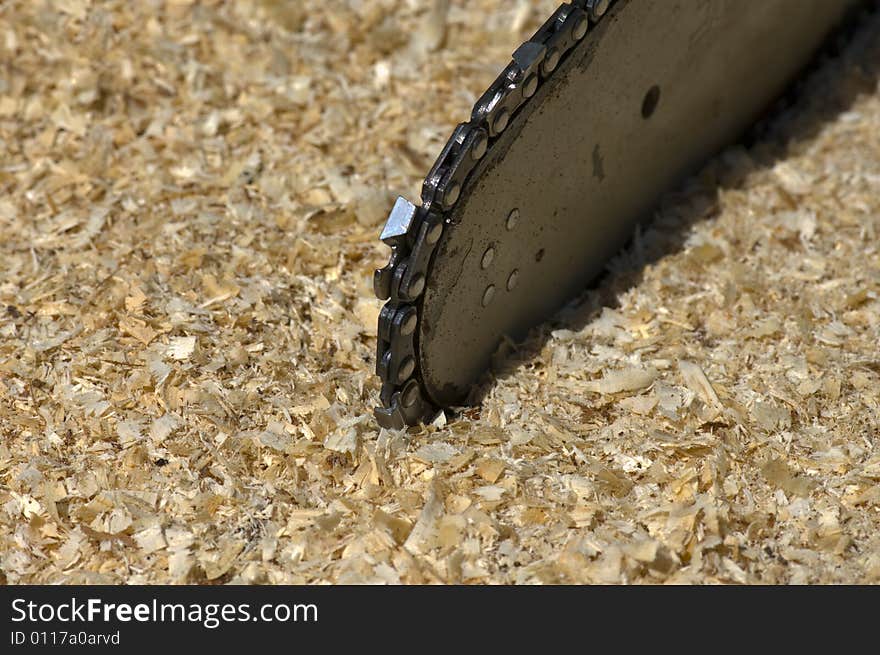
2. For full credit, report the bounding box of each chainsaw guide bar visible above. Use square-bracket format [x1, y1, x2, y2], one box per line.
[372, 0, 863, 429]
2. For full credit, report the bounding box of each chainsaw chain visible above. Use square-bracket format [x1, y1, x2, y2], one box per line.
[372, 0, 615, 429]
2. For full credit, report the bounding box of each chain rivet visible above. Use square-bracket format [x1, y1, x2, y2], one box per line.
[587, 0, 610, 21]
[523, 73, 538, 99]
[407, 274, 425, 298]
[472, 132, 488, 161]
[573, 14, 589, 41]
[426, 222, 443, 245]
[542, 48, 560, 76]
[400, 311, 417, 336]
[402, 383, 419, 408]
[494, 109, 510, 134]
[444, 182, 461, 206]
[398, 357, 415, 383]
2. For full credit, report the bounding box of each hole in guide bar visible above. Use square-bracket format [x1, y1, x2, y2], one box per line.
[535, 248, 545, 263]
[642, 84, 661, 119]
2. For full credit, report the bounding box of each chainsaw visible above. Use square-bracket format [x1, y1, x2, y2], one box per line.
[372, 0, 864, 429]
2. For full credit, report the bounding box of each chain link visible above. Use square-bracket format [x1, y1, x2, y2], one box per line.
[372, 0, 615, 429]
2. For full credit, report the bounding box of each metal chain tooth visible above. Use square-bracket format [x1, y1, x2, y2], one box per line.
[379, 382, 395, 408]
[373, 248, 402, 300]
[472, 74, 518, 137]
[533, 4, 589, 78]
[421, 124, 466, 208]
[390, 212, 443, 303]
[422, 123, 490, 211]
[372, 1, 616, 429]
[473, 39, 547, 137]
[374, 379, 427, 430]
[512, 42, 547, 100]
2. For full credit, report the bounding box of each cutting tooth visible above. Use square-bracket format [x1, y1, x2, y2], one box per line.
[374, 197, 420, 300]
[423, 123, 489, 210]
[379, 197, 418, 246]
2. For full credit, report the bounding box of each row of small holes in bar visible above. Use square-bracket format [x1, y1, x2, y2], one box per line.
[480, 208, 525, 307]
[479, 84, 660, 308]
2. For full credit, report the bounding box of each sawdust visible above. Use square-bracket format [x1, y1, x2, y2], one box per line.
[1, 0, 879, 585]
